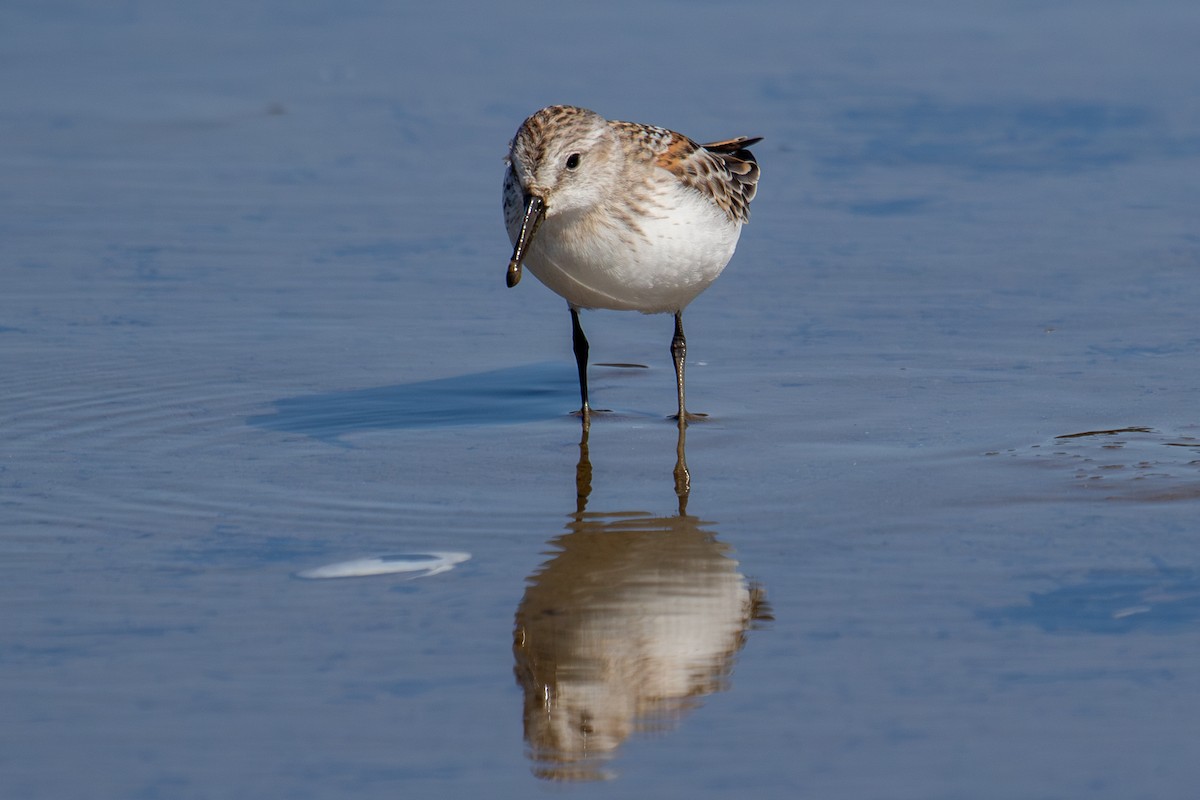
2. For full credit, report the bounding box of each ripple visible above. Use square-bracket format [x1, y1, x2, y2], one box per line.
[1, 357, 497, 540]
[993, 425, 1200, 501]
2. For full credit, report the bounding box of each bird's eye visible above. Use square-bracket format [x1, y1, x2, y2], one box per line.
[565, 153, 581, 170]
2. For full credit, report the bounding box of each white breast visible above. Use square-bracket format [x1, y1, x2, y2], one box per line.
[517, 180, 743, 314]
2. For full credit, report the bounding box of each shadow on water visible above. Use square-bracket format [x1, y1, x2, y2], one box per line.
[512, 421, 772, 781]
[246, 363, 577, 441]
[982, 566, 1200, 635]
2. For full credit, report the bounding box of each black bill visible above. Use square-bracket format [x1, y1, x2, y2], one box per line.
[506, 194, 545, 288]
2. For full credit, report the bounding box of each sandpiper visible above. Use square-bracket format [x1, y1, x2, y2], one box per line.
[503, 105, 761, 423]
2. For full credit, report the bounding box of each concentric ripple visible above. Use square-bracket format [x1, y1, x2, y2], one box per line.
[1, 354, 491, 547]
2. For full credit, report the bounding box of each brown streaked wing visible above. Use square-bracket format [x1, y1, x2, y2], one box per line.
[654, 132, 762, 224]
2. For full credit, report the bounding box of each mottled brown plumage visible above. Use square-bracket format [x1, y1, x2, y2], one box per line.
[502, 105, 762, 422]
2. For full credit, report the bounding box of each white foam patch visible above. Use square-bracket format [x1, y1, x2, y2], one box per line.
[297, 551, 471, 580]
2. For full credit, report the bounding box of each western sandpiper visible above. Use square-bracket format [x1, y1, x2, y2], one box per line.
[503, 105, 761, 423]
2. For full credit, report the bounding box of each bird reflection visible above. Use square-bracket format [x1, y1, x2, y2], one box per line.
[513, 421, 771, 781]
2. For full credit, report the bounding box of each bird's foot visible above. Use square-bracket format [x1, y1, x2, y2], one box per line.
[571, 407, 612, 419]
[670, 411, 709, 423]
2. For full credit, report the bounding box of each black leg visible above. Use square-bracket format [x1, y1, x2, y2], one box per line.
[671, 311, 687, 422]
[570, 307, 590, 419]
[671, 311, 707, 423]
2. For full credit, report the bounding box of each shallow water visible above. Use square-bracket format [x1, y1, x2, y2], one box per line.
[3, 1, 1200, 798]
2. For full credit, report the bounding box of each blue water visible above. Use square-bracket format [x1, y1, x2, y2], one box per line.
[3, 1, 1200, 798]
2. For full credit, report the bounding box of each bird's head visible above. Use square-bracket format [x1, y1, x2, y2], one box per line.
[504, 105, 619, 287]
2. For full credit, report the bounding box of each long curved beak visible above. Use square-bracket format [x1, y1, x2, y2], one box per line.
[506, 193, 545, 288]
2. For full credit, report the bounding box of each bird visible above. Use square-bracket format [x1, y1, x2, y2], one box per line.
[502, 104, 761, 424]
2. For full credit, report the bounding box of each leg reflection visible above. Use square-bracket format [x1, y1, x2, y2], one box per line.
[513, 422, 770, 781]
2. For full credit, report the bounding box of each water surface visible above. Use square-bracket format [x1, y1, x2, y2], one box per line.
[3, 1, 1200, 798]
